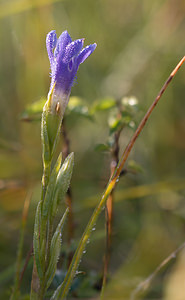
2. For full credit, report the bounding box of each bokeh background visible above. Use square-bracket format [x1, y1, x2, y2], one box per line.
[1, 0, 185, 299]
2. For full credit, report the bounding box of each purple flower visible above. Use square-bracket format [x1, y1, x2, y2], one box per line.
[46, 30, 96, 115]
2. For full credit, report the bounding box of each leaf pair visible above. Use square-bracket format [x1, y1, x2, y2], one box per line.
[42, 152, 74, 221]
[33, 152, 74, 291]
[45, 209, 69, 290]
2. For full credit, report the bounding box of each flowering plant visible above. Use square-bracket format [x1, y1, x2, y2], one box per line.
[30, 30, 96, 300]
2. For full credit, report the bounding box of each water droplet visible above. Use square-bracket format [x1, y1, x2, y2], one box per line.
[92, 227, 96, 231]
[83, 250, 86, 254]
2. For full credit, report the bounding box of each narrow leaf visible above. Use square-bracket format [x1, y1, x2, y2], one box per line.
[41, 108, 51, 164]
[46, 112, 62, 157]
[41, 86, 61, 164]
[33, 202, 43, 279]
[45, 209, 69, 289]
[42, 153, 62, 218]
[51, 152, 74, 217]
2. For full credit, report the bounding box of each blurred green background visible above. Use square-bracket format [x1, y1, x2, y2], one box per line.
[1, 0, 185, 299]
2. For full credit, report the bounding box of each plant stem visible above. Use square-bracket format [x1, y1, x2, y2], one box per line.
[114, 56, 185, 181]
[102, 127, 121, 296]
[19, 244, 33, 288]
[131, 241, 185, 300]
[31, 160, 51, 299]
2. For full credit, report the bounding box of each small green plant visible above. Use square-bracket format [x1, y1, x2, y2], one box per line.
[30, 30, 96, 299]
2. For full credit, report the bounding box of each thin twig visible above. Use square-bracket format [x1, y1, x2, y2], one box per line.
[131, 242, 185, 300]
[19, 244, 33, 288]
[102, 117, 122, 295]
[113, 56, 185, 181]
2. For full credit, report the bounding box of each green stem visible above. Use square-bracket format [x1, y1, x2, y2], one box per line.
[31, 161, 51, 299]
[38, 222, 53, 300]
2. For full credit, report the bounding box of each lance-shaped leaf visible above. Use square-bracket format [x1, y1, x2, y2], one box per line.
[45, 208, 69, 290]
[42, 153, 62, 219]
[46, 111, 62, 158]
[41, 105, 51, 164]
[41, 84, 62, 165]
[51, 152, 74, 218]
[33, 201, 43, 279]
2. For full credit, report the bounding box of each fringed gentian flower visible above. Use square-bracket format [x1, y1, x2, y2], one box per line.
[46, 30, 97, 116]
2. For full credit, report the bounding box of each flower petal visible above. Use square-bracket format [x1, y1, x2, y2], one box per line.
[77, 43, 97, 66]
[46, 30, 57, 65]
[54, 30, 72, 58]
[47, 30, 97, 109]
[63, 39, 84, 63]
